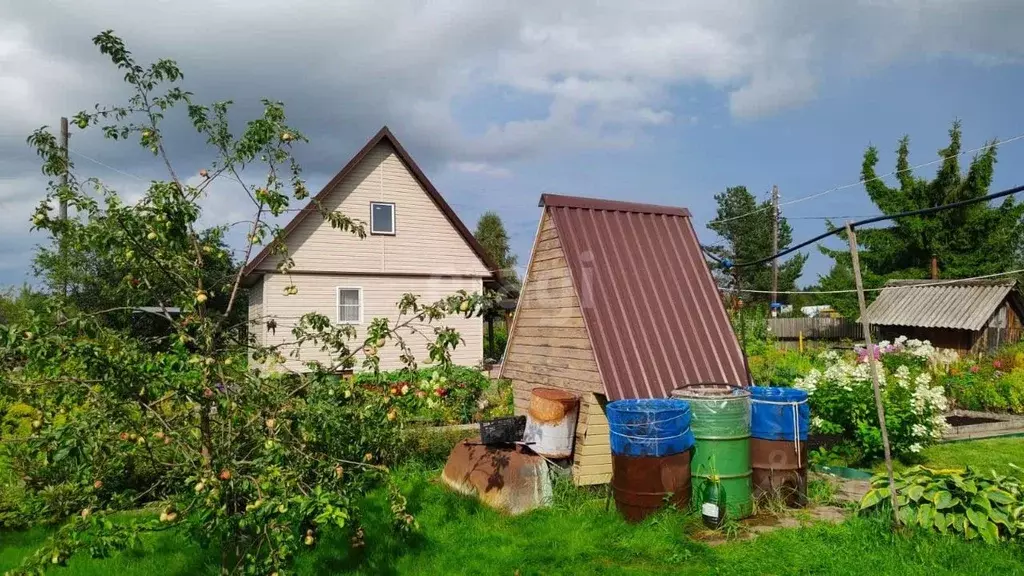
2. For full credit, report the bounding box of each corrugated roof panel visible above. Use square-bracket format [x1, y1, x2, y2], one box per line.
[544, 195, 747, 401]
[864, 280, 1017, 331]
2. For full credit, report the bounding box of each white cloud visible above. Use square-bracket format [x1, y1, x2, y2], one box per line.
[449, 162, 513, 178]
[1, 0, 1023, 284]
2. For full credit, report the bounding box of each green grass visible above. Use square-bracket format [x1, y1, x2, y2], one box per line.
[4, 462, 1024, 575]
[875, 437, 1024, 475]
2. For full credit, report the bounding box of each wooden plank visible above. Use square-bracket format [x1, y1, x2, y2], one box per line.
[520, 286, 578, 302]
[574, 472, 612, 486]
[503, 353, 598, 373]
[512, 315, 586, 328]
[503, 369, 600, 393]
[529, 266, 571, 281]
[510, 320, 586, 338]
[504, 361, 601, 382]
[538, 228, 558, 242]
[580, 423, 609, 438]
[535, 238, 561, 253]
[509, 344, 594, 361]
[508, 336, 592, 350]
[520, 275, 575, 292]
[575, 441, 612, 457]
[573, 462, 613, 476]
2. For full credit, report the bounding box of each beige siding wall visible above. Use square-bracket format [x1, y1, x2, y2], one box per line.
[501, 211, 609, 485]
[247, 279, 264, 348]
[256, 141, 490, 277]
[259, 273, 484, 371]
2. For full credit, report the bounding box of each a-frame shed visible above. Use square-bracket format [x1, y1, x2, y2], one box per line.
[500, 194, 747, 485]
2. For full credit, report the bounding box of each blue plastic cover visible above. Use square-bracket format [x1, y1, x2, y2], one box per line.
[606, 398, 695, 457]
[749, 386, 809, 441]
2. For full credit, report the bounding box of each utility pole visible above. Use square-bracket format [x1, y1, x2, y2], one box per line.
[59, 117, 69, 220]
[771, 185, 779, 312]
[846, 221, 899, 526]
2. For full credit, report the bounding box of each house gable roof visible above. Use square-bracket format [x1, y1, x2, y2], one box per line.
[242, 126, 499, 281]
[864, 278, 1024, 331]
[538, 193, 748, 400]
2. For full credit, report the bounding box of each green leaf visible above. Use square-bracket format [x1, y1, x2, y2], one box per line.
[860, 488, 888, 510]
[990, 508, 1010, 527]
[934, 511, 947, 533]
[979, 520, 1000, 544]
[965, 524, 978, 541]
[917, 503, 934, 528]
[898, 505, 916, 526]
[985, 488, 1015, 505]
[933, 491, 957, 510]
[967, 508, 988, 529]
[972, 494, 992, 514]
[907, 485, 925, 502]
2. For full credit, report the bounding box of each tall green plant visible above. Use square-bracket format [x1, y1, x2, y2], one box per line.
[1, 31, 487, 575]
[818, 121, 1024, 317]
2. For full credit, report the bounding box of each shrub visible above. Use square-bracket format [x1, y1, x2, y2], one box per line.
[860, 465, 1024, 544]
[796, 347, 949, 462]
[748, 347, 817, 388]
[483, 323, 508, 362]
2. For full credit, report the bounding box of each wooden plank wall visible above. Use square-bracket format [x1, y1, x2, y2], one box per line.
[501, 211, 611, 485]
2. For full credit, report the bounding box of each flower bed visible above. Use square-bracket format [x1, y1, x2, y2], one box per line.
[942, 348, 1024, 414]
[795, 339, 950, 463]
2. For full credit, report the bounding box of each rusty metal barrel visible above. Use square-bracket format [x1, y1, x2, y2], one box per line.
[523, 388, 580, 458]
[749, 386, 810, 507]
[607, 399, 695, 523]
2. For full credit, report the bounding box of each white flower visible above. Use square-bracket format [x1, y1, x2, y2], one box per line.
[914, 372, 932, 386]
[811, 416, 825, 430]
[912, 423, 928, 437]
[909, 443, 923, 453]
[895, 335, 908, 345]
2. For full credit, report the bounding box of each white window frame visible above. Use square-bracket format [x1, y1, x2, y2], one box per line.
[336, 287, 363, 325]
[369, 201, 396, 235]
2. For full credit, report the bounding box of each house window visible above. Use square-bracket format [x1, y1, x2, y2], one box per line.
[370, 202, 395, 235]
[337, 287, 362, 324]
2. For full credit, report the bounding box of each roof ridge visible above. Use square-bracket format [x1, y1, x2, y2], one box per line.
[539, 193, 691, 217]
[242, 126, 499, 281]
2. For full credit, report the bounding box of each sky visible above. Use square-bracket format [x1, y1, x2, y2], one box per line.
[2, 0, 1024, 290]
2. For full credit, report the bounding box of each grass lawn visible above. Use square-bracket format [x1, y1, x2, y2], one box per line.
[873, 436, 1024, 476]
[4, 459, 1024, 575]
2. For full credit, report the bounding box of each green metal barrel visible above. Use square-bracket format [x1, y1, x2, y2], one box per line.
[672, 385, 753, 519]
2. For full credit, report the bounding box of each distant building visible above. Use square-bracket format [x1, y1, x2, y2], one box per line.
[863, 279, 1024, 354]
[800, 305, 838, 318]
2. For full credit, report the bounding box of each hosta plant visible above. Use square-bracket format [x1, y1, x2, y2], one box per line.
[860, 465, 1024, 544]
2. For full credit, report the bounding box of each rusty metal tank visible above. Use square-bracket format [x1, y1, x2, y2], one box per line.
[751, 438, 808, 507]
[523, 388, 580, 458]
[749, 386, 810, 507]
[607, 399, 695, 522]
[611, 451, 692, 522]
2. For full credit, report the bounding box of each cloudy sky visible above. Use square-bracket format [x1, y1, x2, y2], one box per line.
[3, 0, 1024, 289]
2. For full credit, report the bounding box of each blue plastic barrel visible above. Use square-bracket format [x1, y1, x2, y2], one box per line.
[749, 386, 809, 441]
[606, 399, 695, 457]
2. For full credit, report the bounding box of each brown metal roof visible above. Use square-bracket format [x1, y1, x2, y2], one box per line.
[864, 279, 1023, 331]
[242, 126, 499, 283]
[540, 193, 748, 401]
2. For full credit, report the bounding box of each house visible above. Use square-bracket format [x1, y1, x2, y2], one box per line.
[242, 127, 499, 372]
[864, 279, 1024, 354]
[499, 194, 748, 485]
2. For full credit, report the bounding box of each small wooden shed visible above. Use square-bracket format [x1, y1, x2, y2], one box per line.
[499, 194, 748, 485]
[864, 279, 1024, 355]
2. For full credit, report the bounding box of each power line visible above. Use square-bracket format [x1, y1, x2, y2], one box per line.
[721, 267, 1024, 295]
[708, 132, 1024, 226]
[721, 182, 1024, 269]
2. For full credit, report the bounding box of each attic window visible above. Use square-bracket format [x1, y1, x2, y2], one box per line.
[370, 202, 395, 235]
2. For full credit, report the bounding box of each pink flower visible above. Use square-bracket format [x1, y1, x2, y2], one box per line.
[970, 365, 980, 374]
[993, 360, 1003, 370]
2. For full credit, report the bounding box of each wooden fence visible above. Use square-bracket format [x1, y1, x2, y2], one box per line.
[767, 317, 864, 342]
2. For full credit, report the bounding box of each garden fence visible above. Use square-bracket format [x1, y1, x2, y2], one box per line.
[767, 317, 865, 344]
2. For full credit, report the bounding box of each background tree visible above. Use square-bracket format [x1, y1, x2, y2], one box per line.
[473, 211, 519, 288]
[817, 121, 1024, 317]
[706, 186, 807, 304]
